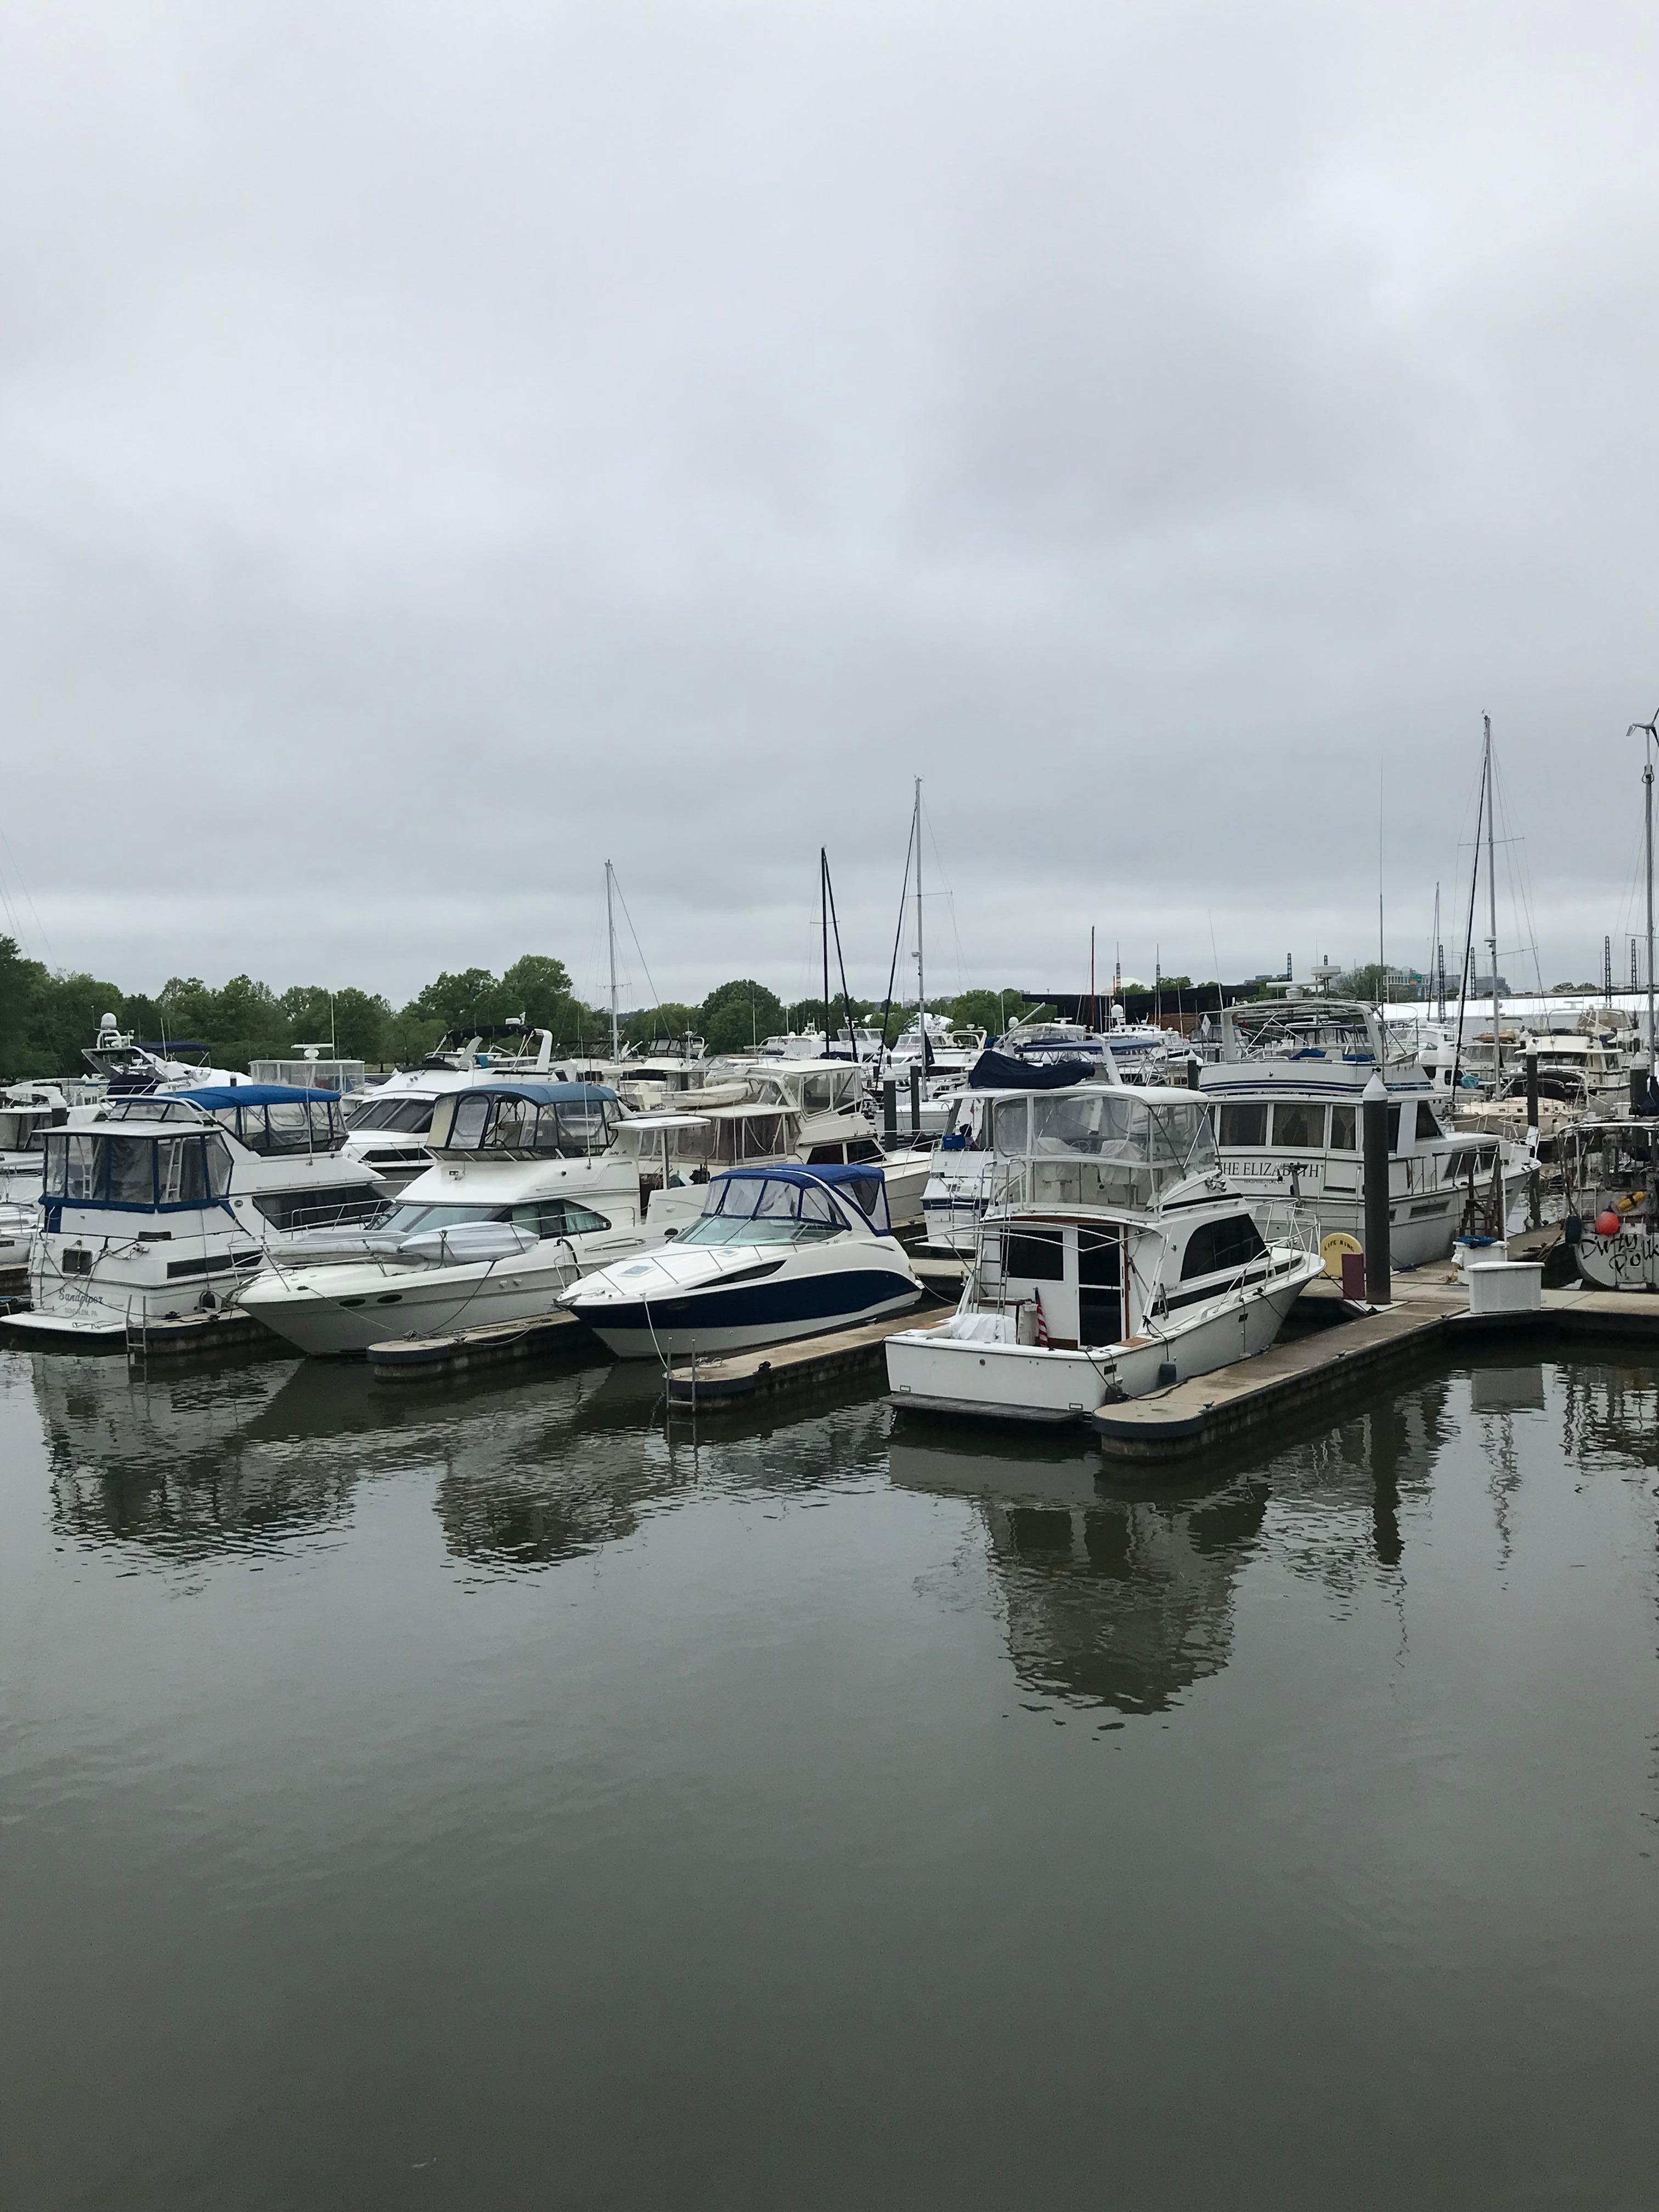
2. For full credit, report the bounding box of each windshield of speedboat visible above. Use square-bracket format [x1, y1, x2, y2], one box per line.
[675, 1215, 844, 1247]
[682, 1173, 850, 1244]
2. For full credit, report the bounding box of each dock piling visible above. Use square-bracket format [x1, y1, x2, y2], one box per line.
[1362, 1072, 1391, 1307]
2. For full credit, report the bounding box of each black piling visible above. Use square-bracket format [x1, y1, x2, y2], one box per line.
[1362, 1073, 1392, 1307]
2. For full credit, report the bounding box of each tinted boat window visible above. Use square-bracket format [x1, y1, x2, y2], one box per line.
[104, 1137, 155, 1204]
[1219, 1103, 1268, 1147]
[1271, 1103, 1323, 1149]
[157, 1137, 211, 1205]
[1330, 1105, 1357, 1150]
[1002, 1229, 1064, 1280]
[1181, 1214, 1268, 1279]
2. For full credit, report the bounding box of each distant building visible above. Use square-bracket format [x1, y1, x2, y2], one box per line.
[1471, 973, 1511, 997]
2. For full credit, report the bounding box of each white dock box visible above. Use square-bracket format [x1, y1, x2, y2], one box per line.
[1468, 1261, 1543, 1316]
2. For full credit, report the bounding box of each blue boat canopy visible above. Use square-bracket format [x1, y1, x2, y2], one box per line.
[710, 1161, 891, 1231]
[176, 1084, 342, 1107]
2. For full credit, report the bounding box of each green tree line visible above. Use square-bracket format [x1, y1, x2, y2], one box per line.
[0, 940, 1040, 1079]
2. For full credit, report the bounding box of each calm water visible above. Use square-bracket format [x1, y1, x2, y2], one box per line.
[3, 1341, 1658, 2210]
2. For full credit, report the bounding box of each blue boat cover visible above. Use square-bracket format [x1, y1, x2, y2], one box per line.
[968, 1048, 1096, 1092]
[176, 1084, 342, 1107]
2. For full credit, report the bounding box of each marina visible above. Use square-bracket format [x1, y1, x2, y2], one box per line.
[10, 13, 1659, 2201]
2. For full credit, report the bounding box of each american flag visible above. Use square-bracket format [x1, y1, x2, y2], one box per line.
[1033, 1291, 1049, 1347]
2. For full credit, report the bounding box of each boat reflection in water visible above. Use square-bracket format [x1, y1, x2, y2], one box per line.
[31, 1346, 673, 1571]
[29, 1338, 876, 1579]
[34, 1350, 336, 1562]
[886, 1429, 1268, 1716]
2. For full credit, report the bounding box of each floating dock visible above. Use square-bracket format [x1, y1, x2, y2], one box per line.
[1088, 1268, 1659, 1463]
[665, 1307, 951, 1408]
[368, 1306, 591, 1382]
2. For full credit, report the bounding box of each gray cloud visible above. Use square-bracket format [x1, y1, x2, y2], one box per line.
[3, 1, 1657, 1009]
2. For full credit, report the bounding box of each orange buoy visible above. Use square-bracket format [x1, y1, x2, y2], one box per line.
[1596, 1210, 1622, 1237]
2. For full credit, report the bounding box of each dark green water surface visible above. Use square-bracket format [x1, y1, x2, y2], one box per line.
[3, 1344, 1657, 2209]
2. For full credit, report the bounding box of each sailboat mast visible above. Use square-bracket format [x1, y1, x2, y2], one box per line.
[605, 858, 619, 1062]
[820, 847, 831, 1054]
[1090, 926, 1096, 1031]
[913, 778, 924, 1035]
[1646, 740, 1655, 1086]
[1484, 716, 1499, 1091]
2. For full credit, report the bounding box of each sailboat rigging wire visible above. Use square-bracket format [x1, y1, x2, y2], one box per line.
[610, 870, 665, 1025]
[821, 854, 858, 1058]
[1450, 731, 1488, 1094]
[876, 820, 916, 1059]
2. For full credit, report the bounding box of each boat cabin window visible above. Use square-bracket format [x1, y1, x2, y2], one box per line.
[0, 1108, 55, 1150]
[1001, 1228, 1064, 1280]
[992, 1099, 1029, 1154]
[1180, 1214, 1267, 1280]
[347, 1096, 437, 1135]
[1218, 1103, 1268, 1147]
[103, 1097, 201, 1123]
[510, 1200, 611, 1239]
[1415, 1101, 1443, 1141]
[206, 1099, 342, 1155]
[431, 1090, 620, 1158]
[41, 1130, 230, 1209]
[1271, 1102, 1323, 1149]
[1330, 1105, 1357, 1150]
[376, 1201, 511, 1238]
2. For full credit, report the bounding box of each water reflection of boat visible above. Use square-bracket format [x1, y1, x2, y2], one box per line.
[887, 1432, 1266, 1715]
[31, 1349, 337, 1560]
[30, 1336, 702, 1576]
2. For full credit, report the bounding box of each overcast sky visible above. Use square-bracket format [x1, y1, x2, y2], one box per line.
[3, 2, 1658, 1012]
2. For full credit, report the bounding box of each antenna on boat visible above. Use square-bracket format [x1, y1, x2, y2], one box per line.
[1088, 926, 1096, 1033]
[605, 859, 619, 1063]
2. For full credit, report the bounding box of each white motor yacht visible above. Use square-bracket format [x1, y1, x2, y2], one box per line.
[235, 1082, 656, 1355]
[1200, 996, 1526, 1265]
[887, 1085, 1321, 1423]
[79, 1013, 245, 1099]
[563, 1163, 922, 1360]
[338, 1026, 584, 1189]
[0, 1085, 384, 1344]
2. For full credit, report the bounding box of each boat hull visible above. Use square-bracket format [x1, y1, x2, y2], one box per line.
[574, 1266, 922, 1361]
[885, 1256, 1321, 1424]
[235, 1249, 609, 1355]
[1571, 1221, 1659, 1291]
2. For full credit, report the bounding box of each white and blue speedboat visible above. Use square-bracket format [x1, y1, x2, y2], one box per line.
[562, 1163, 923, 1359]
